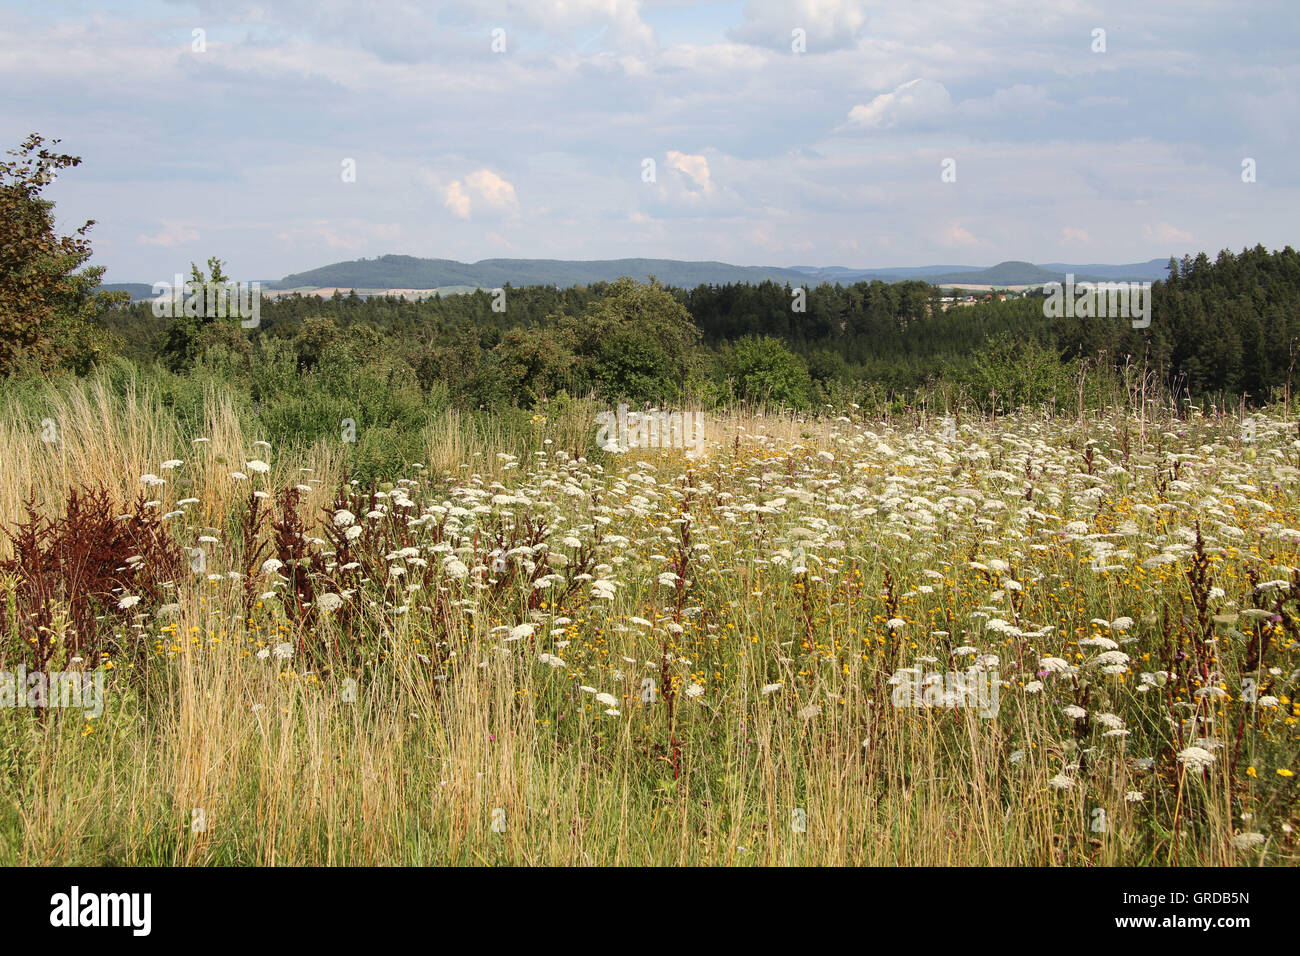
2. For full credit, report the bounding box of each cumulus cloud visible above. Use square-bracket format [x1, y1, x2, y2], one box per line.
[940, 223, 981, 247]
[847, 78, 952, 129]
[444, 181, 472, 219]
[444, 169, 518, 219]
[665, 151, 711, 192]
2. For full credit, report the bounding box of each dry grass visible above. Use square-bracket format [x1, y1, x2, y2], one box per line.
[0, 379, 1294, 866]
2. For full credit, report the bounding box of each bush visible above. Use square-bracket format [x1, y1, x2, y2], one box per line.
[722, 335, 813, 408]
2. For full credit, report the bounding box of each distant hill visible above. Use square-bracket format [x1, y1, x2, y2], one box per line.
[921, 259, 1170, 287]
[923, 261, 1065, 286]
[271, 255, 811, 291]
[101, 282, 159, 301]
[789, 264, 985, 284]
[1037, 259, 1171, 282]
[104, 256, 1178, 297]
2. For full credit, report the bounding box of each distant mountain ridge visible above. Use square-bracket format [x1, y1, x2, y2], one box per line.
[273, 255, 812, 291]
[103, 256, 1173, 299]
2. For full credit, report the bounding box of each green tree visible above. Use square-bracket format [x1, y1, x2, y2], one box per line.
[0, 134, 122, 376]
[162, 256, 237, 371]
[723, 335, 813, 407]
[559, 277, 702, 402]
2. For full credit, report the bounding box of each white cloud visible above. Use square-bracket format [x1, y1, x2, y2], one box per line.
[137, 222, 200, 247]
[464, 169, 519, 209]
[847, 78, 952, 129]
[940, 223, 981, 247]
[444, 181, 473, 219]
[444, 170, 518, 219]
[1143, 222, 1194, 244]
[665, 151, 711, 192]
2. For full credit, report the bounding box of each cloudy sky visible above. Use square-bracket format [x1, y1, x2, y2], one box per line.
[4, 0, 1297, 283]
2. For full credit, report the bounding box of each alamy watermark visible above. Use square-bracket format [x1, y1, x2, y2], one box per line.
[595, 404, 707, 458]
[1043, 274, 1150, 329]
[890, 665, 1000, 717]
[0, 666, 104, 717]
[150, 274, 261, 328]
[50, 886, 150, 935]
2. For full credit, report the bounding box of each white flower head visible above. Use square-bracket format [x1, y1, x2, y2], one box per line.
[1177, 746, 1217, 771]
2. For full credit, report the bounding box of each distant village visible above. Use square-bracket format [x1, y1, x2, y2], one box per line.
[937, 286, 1040, 310]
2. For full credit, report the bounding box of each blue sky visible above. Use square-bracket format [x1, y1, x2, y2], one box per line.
[3, 0, 1297, 283]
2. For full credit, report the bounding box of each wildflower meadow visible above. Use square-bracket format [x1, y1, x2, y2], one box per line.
[1, 376, 1295, 866]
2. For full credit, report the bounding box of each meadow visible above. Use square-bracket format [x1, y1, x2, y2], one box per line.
[0, 372, 1296, 866]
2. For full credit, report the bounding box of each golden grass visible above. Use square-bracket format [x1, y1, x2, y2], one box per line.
[0, 378, 1292, 866]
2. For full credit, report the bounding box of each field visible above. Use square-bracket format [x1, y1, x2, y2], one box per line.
[0, 375, 1296, 866]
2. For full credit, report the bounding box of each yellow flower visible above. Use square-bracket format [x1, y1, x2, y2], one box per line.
[1279, 768, 1295, 778]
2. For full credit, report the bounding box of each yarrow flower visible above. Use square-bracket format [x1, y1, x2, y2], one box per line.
[1231, 832, 1265, 850]
[1177, 746, 1217, 771]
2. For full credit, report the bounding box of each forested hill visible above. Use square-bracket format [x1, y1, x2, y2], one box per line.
[272, 255, 812, 290]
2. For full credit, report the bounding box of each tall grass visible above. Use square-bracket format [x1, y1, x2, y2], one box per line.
[0, 373, 1293, 866]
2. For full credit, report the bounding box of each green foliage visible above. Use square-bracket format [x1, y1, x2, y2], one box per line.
[0, 134, 122, 377]
[722, 335, 813, 408]
[559, 277, 701, 402]
[962, 333, 1082, 413]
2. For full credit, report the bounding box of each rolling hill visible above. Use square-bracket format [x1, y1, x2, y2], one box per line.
[102, 256, 1176, 298]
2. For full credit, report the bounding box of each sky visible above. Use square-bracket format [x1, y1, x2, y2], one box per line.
[3, 0, 1297, 284]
